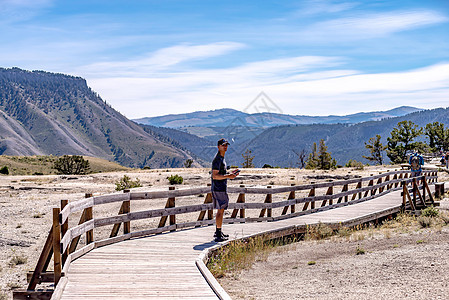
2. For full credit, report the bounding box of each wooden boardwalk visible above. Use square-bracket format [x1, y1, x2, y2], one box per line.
[59, 187, 422, 300]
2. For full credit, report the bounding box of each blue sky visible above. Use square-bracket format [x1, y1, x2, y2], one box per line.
[1, 0, 448, 118]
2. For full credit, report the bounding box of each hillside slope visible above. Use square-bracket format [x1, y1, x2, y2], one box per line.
[226, 108, 449, 167]
[0, 68, 195, 168]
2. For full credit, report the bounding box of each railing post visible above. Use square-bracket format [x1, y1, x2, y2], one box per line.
[197, 184, 213, 225]
[402, 181, 407, 210]
[310, 188, 316, 209]
[321, 186, 333, 207]
[85, 193, 93, 244]
[435, 182, 445, 198]
[281, 184, 295, 215]
[267, 186, 272, 218]
[169, 186, 176, 231]
[123, 189, 130, 234]
[60, 200, 69, 266]
[52, 207, 62, 287]
[259, 186, 272, 218]
[207, 183, 213, 220]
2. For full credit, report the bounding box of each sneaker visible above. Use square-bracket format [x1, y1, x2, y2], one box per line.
[214, 235, 229, 242]
[213, 231, 229, 238]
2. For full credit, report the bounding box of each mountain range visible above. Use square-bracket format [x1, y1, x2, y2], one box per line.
[1, 67, 446, 169]
[0, 67, 197, 168]
[133, 106, 422, 128]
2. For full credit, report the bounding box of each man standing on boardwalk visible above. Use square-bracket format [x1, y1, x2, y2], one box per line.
[211, 138, 240, 242]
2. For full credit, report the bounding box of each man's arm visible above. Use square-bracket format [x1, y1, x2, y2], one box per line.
[212, 169, 237, 180]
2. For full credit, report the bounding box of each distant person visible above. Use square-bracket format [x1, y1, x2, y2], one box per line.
[409, 151, 424, 177]
[211, 138, 240, 242]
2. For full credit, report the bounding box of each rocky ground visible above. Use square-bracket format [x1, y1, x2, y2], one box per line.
[0, 165, 447, 299]
[220, 221, 449, 300]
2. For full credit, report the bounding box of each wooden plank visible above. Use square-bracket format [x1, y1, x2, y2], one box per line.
[27, 227, 53, 290]
[67, 209, 87, 255]
[302, 188, 315, 211]
[158, 187, 176, 229]
[109, 201, 126, 238]
[92, 193, 130, 205]
[321, 186, 333, 207]
[26, 272, 65, 284]
[197, 193, 212, 222]
[13, 290, 53, 300]
[259, 186, 272, 218]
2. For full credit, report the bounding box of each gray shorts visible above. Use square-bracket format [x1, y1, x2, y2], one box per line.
[212, 191, 229, 210]
[411, 170, 422, 177]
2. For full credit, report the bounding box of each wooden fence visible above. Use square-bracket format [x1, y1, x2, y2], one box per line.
[13, 170, 438, 300]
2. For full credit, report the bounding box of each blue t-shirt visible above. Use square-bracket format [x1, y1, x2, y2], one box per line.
[211, 152, 227, 192]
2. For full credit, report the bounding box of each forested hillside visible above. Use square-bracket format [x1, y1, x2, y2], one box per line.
[0, 67, 195, 168]
[237, 108, 449, 167]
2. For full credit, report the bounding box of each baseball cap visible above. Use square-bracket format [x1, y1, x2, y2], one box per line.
[217, 138, 230, 146]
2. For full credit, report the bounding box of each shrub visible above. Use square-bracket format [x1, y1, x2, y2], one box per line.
[9, 253, 27, 267]
[168, 174, 183, 185]
[305, 222, 334, 240]
[0, 166, 9, 175]
[356, 246, 365, 255]
[418, 216, 432, 228]
[184, 159, 193, 168]
[345, 160, 364, 170]
[421, 206, 439, 218]
[54, 155, 90, 175]
[115, 175, 142, 191]
[262, 164, 273, 168]
[307, 261, 316, 265]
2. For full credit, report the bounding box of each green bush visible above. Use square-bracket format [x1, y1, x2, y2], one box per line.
[54, 155, 90, 175]
[115, 175, 142, 191]
[0, 166, 9, 175]
[421, 206, 439, 218]
[345, 159, 364, 170]
[168, 174, 183, 185]
[262, 164, 273, 168]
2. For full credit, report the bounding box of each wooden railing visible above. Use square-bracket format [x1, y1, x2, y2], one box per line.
[13, 170, 438, 299]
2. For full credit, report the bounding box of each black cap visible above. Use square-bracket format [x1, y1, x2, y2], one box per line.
[217, 138, 230, 146]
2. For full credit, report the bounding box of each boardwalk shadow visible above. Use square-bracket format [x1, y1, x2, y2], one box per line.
[193, 241, 217, 251]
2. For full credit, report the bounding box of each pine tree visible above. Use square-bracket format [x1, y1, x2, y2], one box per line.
[363, 134, 387, 165]
[242, 149, 255, 168]
[305, 142, 319, 169]
[387, 121, 424, 164]
[424, 122, 449, 152]
[306, 140, 336, 170]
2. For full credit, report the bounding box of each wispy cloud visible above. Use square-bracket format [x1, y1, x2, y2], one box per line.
[0, 0, 53, 23]
[77, 42, 246, 77]
[294, 0, 359, 16]
[301, 10, 448, 41]
[85, 44, 449, 118]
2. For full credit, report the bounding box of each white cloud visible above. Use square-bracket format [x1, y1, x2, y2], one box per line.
[85, 46, 449, 119]
[301, 10, 448, 41]
[77, 42, 246, 77]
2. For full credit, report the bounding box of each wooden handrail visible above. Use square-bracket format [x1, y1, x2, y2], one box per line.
[17, 170, 438, 300]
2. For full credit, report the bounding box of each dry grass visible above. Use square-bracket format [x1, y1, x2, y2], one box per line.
[206, 235, 296, 278]
[208, 208, 449, 279]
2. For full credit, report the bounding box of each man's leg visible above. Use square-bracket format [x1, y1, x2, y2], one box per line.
[214, 208, 228, 241]
[216, 208, 224, 228]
